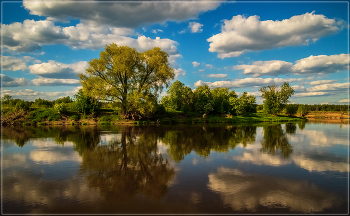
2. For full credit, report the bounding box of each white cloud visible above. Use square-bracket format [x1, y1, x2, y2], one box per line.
[194, 77, 302, 88]
[339, 99, 349, 103]
[23, 0, 221, 28]
[234, 60, 293, 77]
[32, 78, 80, 86]
[291, 85, 306, 92]
[2, 20, 179, 55]
[174, 68, 186, 78]
[189, 22, 203, 33]
[306, 82, 348, 92]
[1, 56, 28, 71]
[208, 12, 345, 58]
[309, 80, 336, 85]
[199, 69, 205, 72]
[1, 87, 82, 101]
[208, 74, 227, 78]
[192, 61, 200, 67]
[28, 60, 88, 79]
[1, 74, 32, 87]
[152, 29, 163, 34]
[233, 54, 348, 77]
[206, 64, 213, 69]
[293, 54, 349, 75]
[293, 155, 348, 173]
[294, 92, 328, 97]
[320, 102, 328, 105]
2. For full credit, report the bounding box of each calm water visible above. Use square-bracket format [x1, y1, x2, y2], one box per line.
[1, 122, 348, 214]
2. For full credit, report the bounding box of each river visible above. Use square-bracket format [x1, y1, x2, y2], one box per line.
[1, 122, 348, 214]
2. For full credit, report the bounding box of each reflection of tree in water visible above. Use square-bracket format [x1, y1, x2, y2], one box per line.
[261, 125, 293, 158]
[297, 121, 306, 130]
[160, 125, 257, 162]
[285, 123, 297, 135]
[2, 126, 65, 147]
[79, 127, 175, 201]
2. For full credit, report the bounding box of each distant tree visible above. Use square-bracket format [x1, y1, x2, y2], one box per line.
[33, 98, 53, 107]
[72, 89, 101, 115]
[193, 85, 214, 114]
[55, 96, 72, 104]
[2, 94, 12, 105]
[259, 82, 295, 115]
[78, 44, 174, 119]
[211, 88, 237, 114]
[160, 80, 194, 112]
[285, 104, 298, 116]
[297, 105, 307, 117]
[15, 100, 30, 111]
[229, 92, 256, 116]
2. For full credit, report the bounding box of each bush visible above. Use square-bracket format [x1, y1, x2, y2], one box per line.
[285, 105, 298, 116]
[15, 100, 30, 111]
[28, 109, 61, 122]
[69, 115, 79, 121]
[100, 115, 111, 122]
[297, 105, 307, 117]
[54, 103, 67, 114]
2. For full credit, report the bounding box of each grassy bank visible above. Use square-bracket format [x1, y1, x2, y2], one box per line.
[1, 108, 306, 126]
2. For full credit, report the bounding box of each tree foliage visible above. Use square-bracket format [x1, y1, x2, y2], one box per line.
[78, 44, 174, 119]
[260, 82, 295, 115]
[229, 92, 256, 116]
[193, 85, 214, 114]
[71, 89, 101, 115]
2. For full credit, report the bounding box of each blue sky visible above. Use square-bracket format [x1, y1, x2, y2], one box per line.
[1, 0, 349, 104]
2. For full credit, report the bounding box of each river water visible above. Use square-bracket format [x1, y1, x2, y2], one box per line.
[1, 122, 348, 214]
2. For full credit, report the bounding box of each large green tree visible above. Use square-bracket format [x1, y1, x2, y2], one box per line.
[79, 44, 174, 119]
[259, 82, 295, 115]
[161, 80, 194, 112]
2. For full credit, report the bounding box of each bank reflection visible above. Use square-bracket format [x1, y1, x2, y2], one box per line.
[160, 125, 257, 162]
[79, 127, 175, 201]
[260, 124, 293, 158]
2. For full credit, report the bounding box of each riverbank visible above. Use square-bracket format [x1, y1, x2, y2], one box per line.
[1, 110, 307, 126]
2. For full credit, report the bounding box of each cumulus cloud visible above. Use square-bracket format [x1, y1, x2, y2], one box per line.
[28, 60, 88, 79]
[294, 92, 328, 97]
[32, 78, 80, 86]
[205, 64, 213, 69]
[152, 29, 163, 34]
[233, 54, 348, 77]
[291, 85, 306, 92]
[306, 82, 348, 92]
[189, 22, 203, 33]
[2, 20, 179, 55]
[1, 87, 82, 101]
[174, 68, 186, 78]
[1, 74, 32, 87]
[199, 69, 205, 72]
[234, 60, 293, 77]
[208, 74, 227, 78]
[339, 99, 349, 103]
[208, 12, 345, 58]
[293, 54, 349, 75]
[1, 56, 28, 71]
[194, 77, 302, 88]
[192, 61, 200, 67]
[309, 80, 336, 85]
[23, 0, 221, 28]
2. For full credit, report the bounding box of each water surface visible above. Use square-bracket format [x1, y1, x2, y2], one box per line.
[1, 122, 348, 214]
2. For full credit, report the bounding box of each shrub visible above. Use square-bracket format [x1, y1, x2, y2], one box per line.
[70, 115, 79, 121]
[285, 105, 298, 116]
[28, 108, 61, 122]
[15, 100, 30, 111]
[100, 115, 111, 122]
[54, 103, 67, 114]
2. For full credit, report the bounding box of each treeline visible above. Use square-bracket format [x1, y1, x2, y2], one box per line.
[159, 80, 257, 116]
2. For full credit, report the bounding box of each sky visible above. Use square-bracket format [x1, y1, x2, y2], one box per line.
[1, 0, 349, 104]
